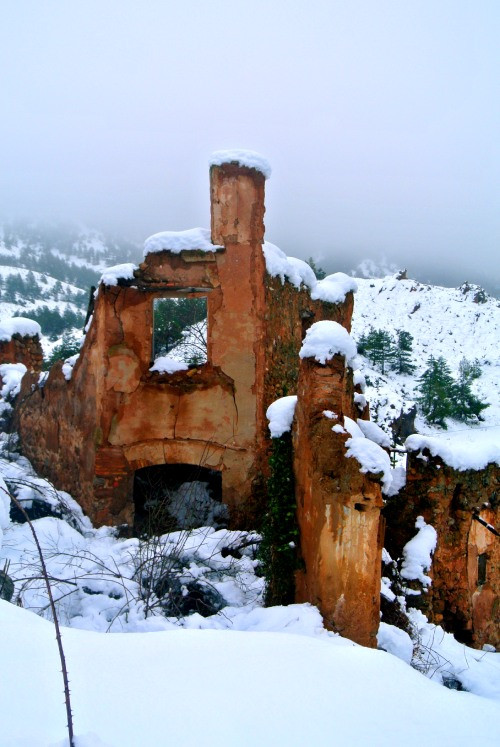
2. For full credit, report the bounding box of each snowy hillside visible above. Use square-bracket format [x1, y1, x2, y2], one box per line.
[0, 222, 141, 354]
[351, 274, 500, 447]
[0, 222, 140, 276]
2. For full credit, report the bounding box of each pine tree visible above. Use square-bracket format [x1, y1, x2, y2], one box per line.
[359, 327, 395, 374]
[416, 356, 455, 428]
[357, 327, 374, 357]
[25, 270, 40, 301]
[53, 280, 63, 301]
[452, 358, 489, 423]
[393, 330, 416, 375]
[44, 331, 81, 369]
[5, 274, 24, 302]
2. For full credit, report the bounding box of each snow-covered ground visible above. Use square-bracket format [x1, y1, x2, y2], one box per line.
[1, 598, 499, 747]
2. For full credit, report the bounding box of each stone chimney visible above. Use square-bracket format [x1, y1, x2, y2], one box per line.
[209, 150, 268, 246]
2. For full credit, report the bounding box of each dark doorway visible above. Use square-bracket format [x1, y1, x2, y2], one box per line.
[133, 463, 226, 536]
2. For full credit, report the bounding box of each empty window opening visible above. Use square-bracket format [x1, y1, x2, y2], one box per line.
[133, 463, 226, 536]
[478, 553, 487, 586]
[152, 296, 207, 366]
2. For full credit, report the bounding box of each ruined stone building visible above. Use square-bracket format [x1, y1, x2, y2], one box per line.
[2, 151, 498, 649]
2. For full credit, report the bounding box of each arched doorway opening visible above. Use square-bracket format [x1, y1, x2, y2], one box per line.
[133, 463, 226, 536]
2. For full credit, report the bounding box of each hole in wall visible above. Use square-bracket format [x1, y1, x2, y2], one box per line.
[354, 503, 368, 512]
[133, 463, 226, 535]
[451, 483, 463, 512]
[478, 553, 487, 586]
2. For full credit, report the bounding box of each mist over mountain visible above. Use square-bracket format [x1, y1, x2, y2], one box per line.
[1, 220, 496, 302]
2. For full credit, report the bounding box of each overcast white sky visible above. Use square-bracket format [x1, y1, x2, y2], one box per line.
[1, 1, 499, 288]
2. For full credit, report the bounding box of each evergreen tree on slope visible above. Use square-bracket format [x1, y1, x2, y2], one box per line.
[393, 330, 416, 375]
[416, 355, 455, 428]
[358, 327, 395, 374]
[452, 358, 489, 423]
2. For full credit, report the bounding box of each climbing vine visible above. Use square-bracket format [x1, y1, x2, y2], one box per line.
[259, 432, 299, 606]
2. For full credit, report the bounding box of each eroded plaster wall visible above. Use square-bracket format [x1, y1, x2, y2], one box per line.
[294, 353, 384, 647]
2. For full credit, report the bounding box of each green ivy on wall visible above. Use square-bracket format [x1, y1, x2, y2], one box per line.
[258, 431, 299, 606]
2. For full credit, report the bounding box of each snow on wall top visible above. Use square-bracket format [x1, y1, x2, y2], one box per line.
[262, 242, 316, 290]
[62, 353, 80, 381]
[144, 227, 223, 257]
[311, 273, 358, 303]
[266, 395, 298, 438]
[0, 362, 27, 398]
[209, 149, 272, 180]
[357, 419, 391, 448]
[345, 434, 393, 492]
[334, 416, 393, 492]
[263, 242, 356, 304]
[299, 320, 357, 365]
[0, 317, 41, 341]
[150, 356, 189, 375]
[405, 433, 500, 471]
[100, 263, 138, 286]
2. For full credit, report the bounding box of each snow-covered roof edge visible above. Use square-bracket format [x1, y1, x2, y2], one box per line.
[209, 149, 272, 180]
[99, 263, 138, 286]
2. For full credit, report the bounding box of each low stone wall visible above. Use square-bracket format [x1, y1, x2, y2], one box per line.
[0, 333, 43, 372]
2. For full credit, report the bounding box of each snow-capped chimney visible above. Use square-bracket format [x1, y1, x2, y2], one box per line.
[209, 149, 269, 246]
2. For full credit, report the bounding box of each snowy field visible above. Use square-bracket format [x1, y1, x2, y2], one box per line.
[1, 599, 500, 747]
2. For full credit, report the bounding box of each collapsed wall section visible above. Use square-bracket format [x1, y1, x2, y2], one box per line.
[384, 450, 499, 648]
